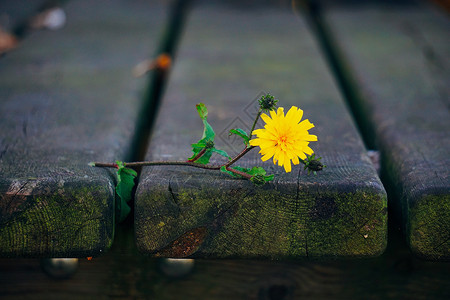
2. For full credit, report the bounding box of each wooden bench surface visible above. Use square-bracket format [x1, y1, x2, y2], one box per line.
[323, 2, 450, 260]
[0, 0, 45, 31]
[0, 0, 48, 55]
[1, 225, 449, 299]
[135, 1, 387, 259]
[0, 0, 167, 257]
[0, 0, 449, 298]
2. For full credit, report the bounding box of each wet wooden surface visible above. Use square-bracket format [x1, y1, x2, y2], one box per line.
[322, 0, 450, 260]
[0, 0, 167, 257]
[0, 222, 449, 299]
[135, 1, 387, 259]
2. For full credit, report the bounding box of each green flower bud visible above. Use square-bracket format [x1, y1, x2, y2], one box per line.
[205, 140, 215, 149]
[303, 155, 325, 174]
[307, 159, 323, 172]
[258, 94, 278, 111]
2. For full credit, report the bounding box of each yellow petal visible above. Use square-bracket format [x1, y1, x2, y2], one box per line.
[303, 146, 314, 155]
[299, 119, 314, 131]
[273, 146, 282, 164]
[252, 128, 266, 136]
[277, 107, 284, 116]
[304, 134, 318, 141]
[298, 151, 307, 160]
[258, 140, 276, 150]
[260, 144, 276, 157]
[278, 150, 286, 167]
[269, 109, 278, 120]
[256, 131, 276, 140]
[284, 160, 292, 173]
[249, 138, 262, 146]
[260, 113, 272, 124]
[261, 153, 273, 161]
[286, 106, 303, 124]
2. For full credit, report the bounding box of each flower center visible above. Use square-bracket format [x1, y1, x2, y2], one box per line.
[277, 135, 289, 150]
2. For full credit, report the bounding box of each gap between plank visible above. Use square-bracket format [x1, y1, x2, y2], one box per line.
[118, 0, 192, 223]
[298, 0, 377, 150]
[124, 0, 192, 164]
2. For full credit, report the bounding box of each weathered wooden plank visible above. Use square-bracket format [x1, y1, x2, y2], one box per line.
[0, 0, 167, 257]
[0, 0, 46, 32]
[0, 0, 49, 55]
[135, 2, 387, 259]
[323, 2, 450, 259]
[2, 226, 449, 299]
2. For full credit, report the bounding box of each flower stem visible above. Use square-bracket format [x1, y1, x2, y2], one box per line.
[92, 161, 221, 170]
[225, 166, 252, 180]
[187, 147, 206, 162]
[226, 146, 255, 168]
[248, 108, 262, 139]
[91, 146, 255, 172]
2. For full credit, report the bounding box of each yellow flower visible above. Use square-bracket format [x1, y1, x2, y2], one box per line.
[249, 106, 317, 173]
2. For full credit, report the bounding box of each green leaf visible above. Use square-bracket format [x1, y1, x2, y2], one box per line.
[189, 103, 216, 163]
[245, 166, 266, 176]
[231, 166, 266, 176]
[264, 174, 275, 182]
[193, 149, 213, 165]
[117, 198, 131, 224]
[191, 142, 206, 149]
[115, 161, 137, 223]
[220, 166, 236, 177]
[220, 165, 274, 183]
[220, 166, 254, 178]
[229, 128, 250, 146]
[188, 141, 206, 161]
[212, 148, 231, 160]
[196, 103, 214, 142]
[196, 103, 208, 120]
[190, 103, 232, 164]
[201, 119, 215, 142]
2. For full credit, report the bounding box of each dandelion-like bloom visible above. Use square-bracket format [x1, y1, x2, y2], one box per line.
[249, 106, 317, 173]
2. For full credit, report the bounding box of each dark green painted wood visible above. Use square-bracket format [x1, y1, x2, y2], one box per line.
[323, 3, 450, 259]
[135, 2, 387, 259]
[0, 0, 167, 257]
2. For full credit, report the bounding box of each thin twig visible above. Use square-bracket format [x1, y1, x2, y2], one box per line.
[92, 161, 221, 170]
[92, 145, 257, 174]
[225, 146, 255, 168]
[225, 166, 252, 179]
[187, 147, 206, 162]
[249, 108, 262, 139]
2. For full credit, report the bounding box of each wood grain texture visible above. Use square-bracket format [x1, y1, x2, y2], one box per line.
[323, 2, 450, 260]
[135, 2, 387, 259]
[0, 0, 167, 257]
[1, 225, 449, 299]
